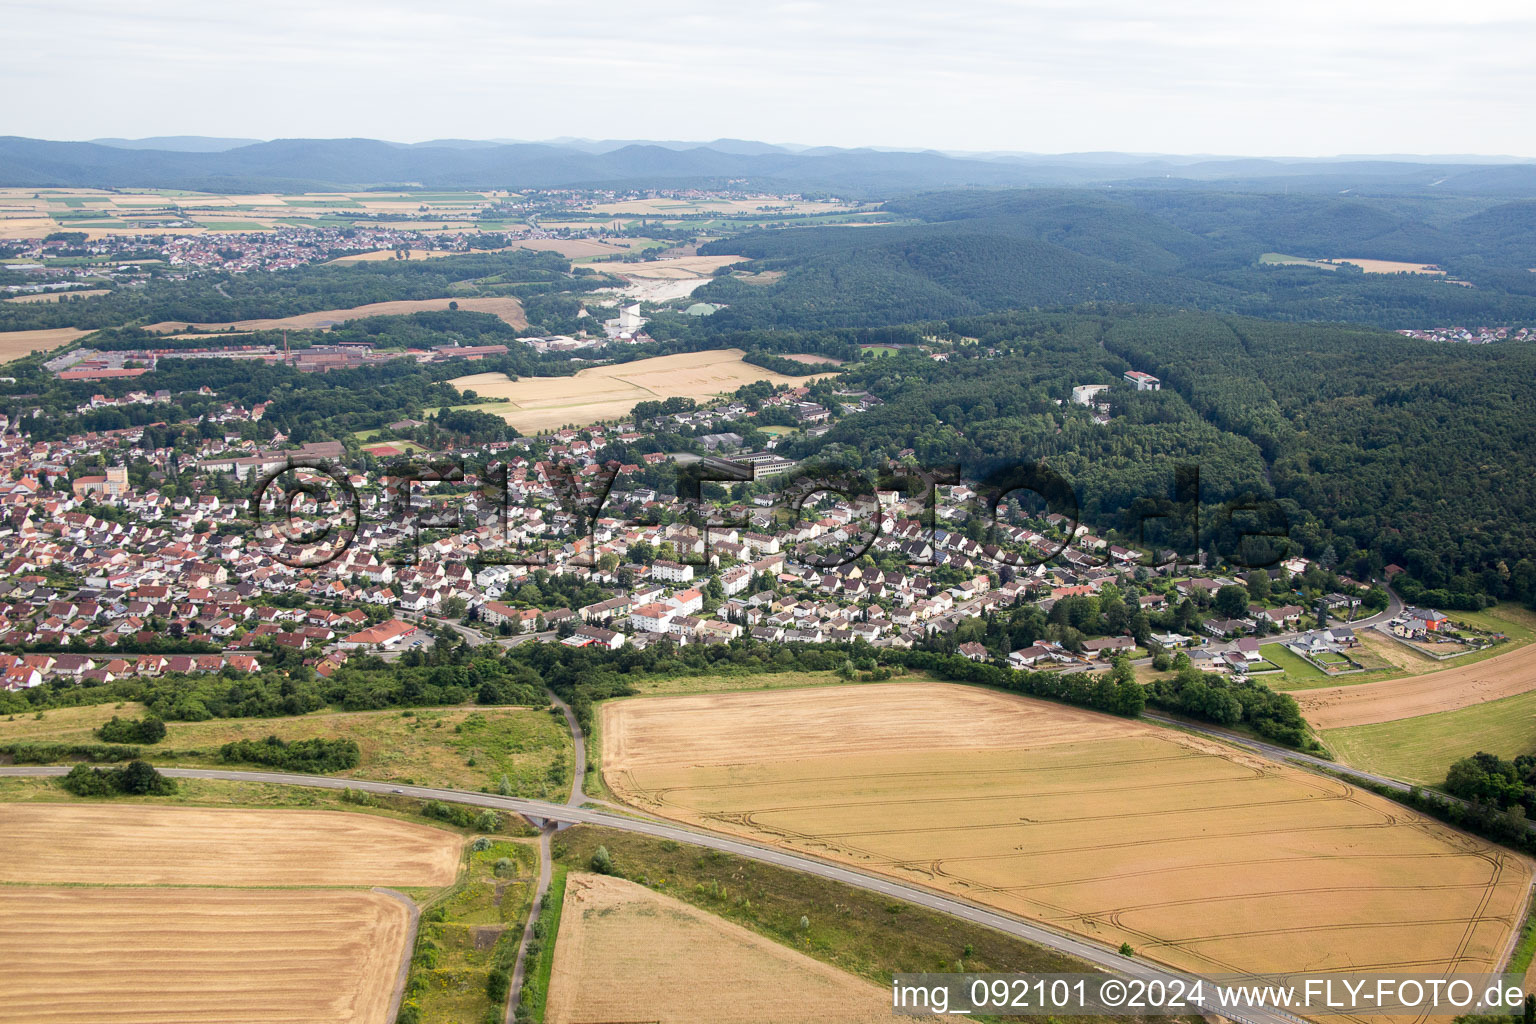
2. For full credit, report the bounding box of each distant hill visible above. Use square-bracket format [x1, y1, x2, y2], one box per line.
[5, 136, 1535, 199]
[88, 136, 264, 153]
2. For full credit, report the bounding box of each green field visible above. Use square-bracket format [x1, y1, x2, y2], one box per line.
[1259, 252, 1338, 270]
[0, 703, 573, 799]
[1324, 687, 1536, 786]
[403, 838, 534, 1024]
[195, 220, 269, 230]
[517, 864, 567, 1023]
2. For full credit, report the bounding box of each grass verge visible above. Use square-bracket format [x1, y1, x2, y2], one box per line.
[516, 865, 567, 1023]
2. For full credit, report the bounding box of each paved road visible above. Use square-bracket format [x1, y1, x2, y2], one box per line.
[0, 763, 1300, 1024]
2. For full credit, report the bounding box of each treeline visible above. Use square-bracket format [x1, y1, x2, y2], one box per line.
[0, 249, 578, 332]
[1144, 664, 1318, 751]
[1444, 751, 1536, 819]
[0, 645, 547, 721]
[218, 735, 361, 773]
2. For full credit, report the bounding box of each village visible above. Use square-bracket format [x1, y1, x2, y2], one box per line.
[0, 366, 1405, 696]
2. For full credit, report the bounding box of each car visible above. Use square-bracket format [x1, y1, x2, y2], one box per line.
[391, 788, 404, 794]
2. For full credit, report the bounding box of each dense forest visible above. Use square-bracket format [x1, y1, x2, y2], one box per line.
[694, 189, 1536, 330]
[747, 310, 1536, 607]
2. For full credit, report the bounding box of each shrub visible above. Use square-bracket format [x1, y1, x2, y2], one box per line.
[60, 759, 175, 797]
[218, 736, 361, 773]
[590, 845, 613, 874]
[475, 810, 503, 832]
[96, 716, 167, 744]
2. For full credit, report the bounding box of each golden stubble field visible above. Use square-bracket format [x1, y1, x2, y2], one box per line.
[452, 348, 835, 432]
[0, 802, 462, 1024]
[0, 803, 462, 886]
[0, 887, 410, 1024]
[546, 873, 915, 1024]
[0, 326, 90, 359]
[1296, 641, 1536, 729]
[601, 683, 1532, 978]
[144, 294, 526, 333]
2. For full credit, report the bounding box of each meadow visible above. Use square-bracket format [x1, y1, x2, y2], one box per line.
[1324, 687, 1536, 785]
[0, 702, 573, 799]
[600, 683, 1532, 978]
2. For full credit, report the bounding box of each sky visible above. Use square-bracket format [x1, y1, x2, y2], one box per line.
[4, 0, 1534, 157]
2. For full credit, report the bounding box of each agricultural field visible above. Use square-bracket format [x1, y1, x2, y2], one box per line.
[451, 348, 836, 433]
[0, 802, 462, 886]
[0, 326, 90, 358]
[586, 197, 859, 217]
[600, 683, 1532, 977]
[545, 873, 907, 1024]
[1333, 257, 1446, 274]
[0, 887, 411, 1024]
[144, 294, 526, 333]
[0, 702, 573, 798]
[1293, 637, 1536, 729]
[0, 187, 511, 239]
[325, 248, 462, 264]
[4, 288, 110, 303]
[1324, 687, 1536, 785]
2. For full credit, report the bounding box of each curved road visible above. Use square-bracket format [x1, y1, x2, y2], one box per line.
[0, 762, 1299, 1024]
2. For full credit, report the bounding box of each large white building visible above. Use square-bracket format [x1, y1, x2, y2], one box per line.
[1124, 370, 1161, 391]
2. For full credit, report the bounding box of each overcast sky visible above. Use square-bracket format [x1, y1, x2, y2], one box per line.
[5, 0, 1533, 157]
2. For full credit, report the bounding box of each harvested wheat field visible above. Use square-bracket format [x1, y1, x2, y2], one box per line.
[0, 803, 461, 886]
[452, 348, 834, 432]
[546, 873, 920, 1024]
[1295, 641, 1536, 729]
[1333, 258, 1445, 275]
[601, 683, 1532, 977]
[594, 254, 748, 279]
[326, 248, 461, 263]
[145, 295, 526, 333]
[5, 288, 110, 304]
[0, 326, 89, 359]
[0, 887, 409, 1024]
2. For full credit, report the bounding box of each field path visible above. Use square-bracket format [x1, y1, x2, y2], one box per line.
[1294, 641, 1536, 729]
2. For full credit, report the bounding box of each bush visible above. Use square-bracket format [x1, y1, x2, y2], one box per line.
[475, 810, 503, 832]
[217, 736, 361, 773]
[60, 759, 176, 797]
[96, 716, 167, 744]
[590, 845, 613, 874]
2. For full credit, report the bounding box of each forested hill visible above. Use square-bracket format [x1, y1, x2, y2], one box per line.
[695, 189, 1536, 330]
[5, 136, 1536, 197]
[773, 311, 1536, 610]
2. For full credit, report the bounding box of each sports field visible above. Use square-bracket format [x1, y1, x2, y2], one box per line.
[451, 348, 834, 432]
[144, 295, 525, 333]
[601, 683, 1532, 977]
[546, 873, 907, 1024]
[0, 887, 410, 1024]
[0, 803, 461, 886]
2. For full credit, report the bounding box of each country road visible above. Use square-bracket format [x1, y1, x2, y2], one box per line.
[0, 762, 1302, 1024]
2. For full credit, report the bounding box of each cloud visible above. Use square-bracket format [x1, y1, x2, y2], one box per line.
[3, 0, 1532, 155]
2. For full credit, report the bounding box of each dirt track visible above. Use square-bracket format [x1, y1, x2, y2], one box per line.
[1295, 642, 1536, 729]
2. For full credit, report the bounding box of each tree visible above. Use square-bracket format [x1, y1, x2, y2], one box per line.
[1215, 585, 1250, 618]
[1244, 570, 1272, 604]
[590, 845, 613, 874]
